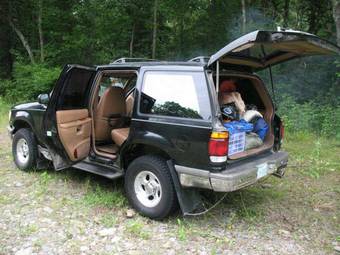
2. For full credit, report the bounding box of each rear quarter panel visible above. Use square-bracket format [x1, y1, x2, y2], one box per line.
[128, 117, 213, 169]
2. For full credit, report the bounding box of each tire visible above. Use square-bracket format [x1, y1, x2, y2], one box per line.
[12, 128, 38, 171]
[124, 155, 178, 220]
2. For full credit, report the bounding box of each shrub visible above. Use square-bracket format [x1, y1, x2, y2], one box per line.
[277, 94, 340, 138]
[0, 63, 61, 103]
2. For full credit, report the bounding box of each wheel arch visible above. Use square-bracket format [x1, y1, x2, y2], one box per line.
[12, 118, 34, 134]
[120, 142, 172, 170]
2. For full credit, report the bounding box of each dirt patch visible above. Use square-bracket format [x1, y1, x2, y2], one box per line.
[0, 130, 339, 255]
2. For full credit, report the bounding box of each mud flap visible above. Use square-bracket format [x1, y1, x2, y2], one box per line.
[167, 160, 204, 215]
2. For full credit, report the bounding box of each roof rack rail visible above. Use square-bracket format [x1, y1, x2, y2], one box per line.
[110, 57, 157, 64]
[188, 56, 210, 64]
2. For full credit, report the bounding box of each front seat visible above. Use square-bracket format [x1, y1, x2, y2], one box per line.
[94, 86, 126, 141]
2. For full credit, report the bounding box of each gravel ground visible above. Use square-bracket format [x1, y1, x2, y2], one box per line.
[0, 129, 339, 255]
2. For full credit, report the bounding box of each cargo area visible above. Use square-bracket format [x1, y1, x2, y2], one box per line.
[213, 73, 275, 159]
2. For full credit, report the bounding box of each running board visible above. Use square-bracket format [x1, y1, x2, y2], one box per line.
[73, 159, 123, 180]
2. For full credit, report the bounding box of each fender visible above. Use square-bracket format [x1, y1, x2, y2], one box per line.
[11, 109, 47, 145]
[12, 111, 35, 132]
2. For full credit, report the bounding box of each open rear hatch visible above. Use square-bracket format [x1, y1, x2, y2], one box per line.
[208, 30, 340, 72]
[208, 30, 339, 160]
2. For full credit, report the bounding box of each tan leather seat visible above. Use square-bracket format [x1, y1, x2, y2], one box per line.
[94, 86, 126, 141]
[111, 128, 130, 146]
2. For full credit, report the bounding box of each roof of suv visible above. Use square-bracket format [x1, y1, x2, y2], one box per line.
[96, 61, 206, 71]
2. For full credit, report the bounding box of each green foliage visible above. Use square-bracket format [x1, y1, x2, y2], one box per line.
[0, 63, 60, 103]
[0, 0, 338, 138]
[277, 94, 340, 138]
[0, 99, 10, 128]
[284, 132, 340, 178]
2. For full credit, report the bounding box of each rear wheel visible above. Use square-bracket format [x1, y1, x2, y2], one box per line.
[12, 128, 38, 171]
[124, 155, 178, 219]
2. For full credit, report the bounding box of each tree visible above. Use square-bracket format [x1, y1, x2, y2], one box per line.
[283, 0, 290, 27]
[152, 0, 158, 58]
[333, 0, 340, 45]
[0, 0, 13, 78]
[9, 18, 36, 64]
[241, 0, 246, 33]
[37, 0, 44, 62]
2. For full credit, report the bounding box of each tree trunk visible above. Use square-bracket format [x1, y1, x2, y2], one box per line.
[151, 0, 158, 59]
[333, 0, 340, 46]
[0, 0, 13, 79]
[129, 23, 135, 57]
[241, 0, 246, 33]
[0, 23, 12, 79]
[283, 0, 290, 28]
[307, 3, 317, 34]
[9, 19, 35, 64]
[38, 0, 44, 62]
[179, 17, 184, 57]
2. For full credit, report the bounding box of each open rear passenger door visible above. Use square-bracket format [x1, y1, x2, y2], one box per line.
[208, 30, 340, 72]
[43, 65, 96, 170]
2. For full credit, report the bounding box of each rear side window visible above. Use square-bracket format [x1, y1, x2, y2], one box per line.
[140, 71, 211, 120]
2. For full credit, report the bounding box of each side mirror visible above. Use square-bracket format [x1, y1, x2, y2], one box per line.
[38, 94, 49, 105]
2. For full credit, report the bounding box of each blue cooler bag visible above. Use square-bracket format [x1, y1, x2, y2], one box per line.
[223, 120, 253, 155]
[253, 118, 268, 141]
[223, 119, 253, 134]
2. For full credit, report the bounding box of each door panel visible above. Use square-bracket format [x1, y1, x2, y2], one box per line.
[56, 109, 91, 161]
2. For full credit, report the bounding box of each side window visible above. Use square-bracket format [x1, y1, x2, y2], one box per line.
[57, 68, 94, 110]
[140, 71, 211, 120]
[98, 77, 111, 97]
[124, 77, 137, 95]
[97, 74, 137, 98]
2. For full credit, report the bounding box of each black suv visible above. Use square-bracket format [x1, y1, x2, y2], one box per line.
[8, 30, 339, 219]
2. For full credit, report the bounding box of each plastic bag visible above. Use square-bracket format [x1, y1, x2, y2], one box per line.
[245, 132, 263, 150]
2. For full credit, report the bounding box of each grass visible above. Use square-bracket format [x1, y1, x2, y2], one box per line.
[176, 219, 188, 241]
[83, 183, 126, 209]
[125, 219, 150, 239]
[100, 214, 118, 227]
[284, 132, 340, 178]
[0, 194, 13, 205]
[20, 224, 38, 237]
[0, 98, 10, 130]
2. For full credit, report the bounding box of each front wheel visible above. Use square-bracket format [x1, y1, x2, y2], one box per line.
[12, 128, 38, 171]
[124, 155, 178, 220]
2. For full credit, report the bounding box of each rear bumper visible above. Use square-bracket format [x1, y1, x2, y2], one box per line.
[175, 151, 288, 192]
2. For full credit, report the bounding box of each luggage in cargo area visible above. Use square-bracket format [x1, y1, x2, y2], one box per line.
[215, 74, 275, 159]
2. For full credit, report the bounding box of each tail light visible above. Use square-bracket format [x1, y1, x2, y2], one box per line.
[280, 121, 284, 140]
[209, 131, 228, 163]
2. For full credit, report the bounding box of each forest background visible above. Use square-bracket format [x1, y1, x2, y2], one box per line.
[0, 0, 339, 137]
